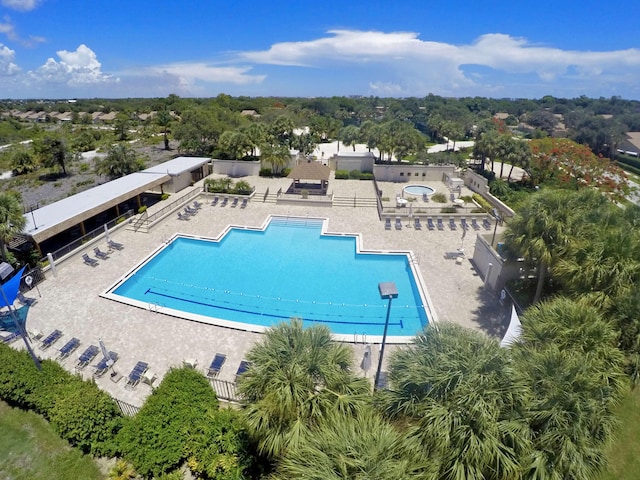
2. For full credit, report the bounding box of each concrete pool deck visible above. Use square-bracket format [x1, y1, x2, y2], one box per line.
[13, 174, 509, 407]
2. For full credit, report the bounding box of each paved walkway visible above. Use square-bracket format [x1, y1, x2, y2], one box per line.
[14, 175, 509, 406]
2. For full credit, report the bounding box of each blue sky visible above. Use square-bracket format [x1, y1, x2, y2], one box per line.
[1, 0, 640, 100]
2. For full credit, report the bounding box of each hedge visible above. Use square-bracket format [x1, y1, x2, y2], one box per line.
[335, 170, 349, 179]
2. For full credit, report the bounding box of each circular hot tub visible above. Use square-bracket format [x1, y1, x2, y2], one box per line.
[403, 185, 435, 197]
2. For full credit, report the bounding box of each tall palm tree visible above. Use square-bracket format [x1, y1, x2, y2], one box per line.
[237, 319, 371, 460]
[0, 191, 26, 262]
[379, 323, 531, 480]
[273, 409, 435, 480]
[154, 109, 172, 150]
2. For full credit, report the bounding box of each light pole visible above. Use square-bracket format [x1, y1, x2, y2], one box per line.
[375, 282, 398, 391]
[490, 208, 502, 248]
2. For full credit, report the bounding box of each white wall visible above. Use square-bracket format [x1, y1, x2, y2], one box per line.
[373, 164, 456, 182]
[211, 159, 261, 177]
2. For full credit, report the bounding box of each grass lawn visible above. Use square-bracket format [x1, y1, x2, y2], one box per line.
[599, 387, 640, 480]
[0, 400, 104, 480]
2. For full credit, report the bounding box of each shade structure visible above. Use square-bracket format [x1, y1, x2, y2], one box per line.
[500, 305, 522, 348]
[0, 266, 26, 308]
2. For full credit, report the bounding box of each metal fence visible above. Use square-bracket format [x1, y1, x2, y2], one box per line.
[112, 397, 141, 416]
[43, 209, 135, 263]
[209, 377, 241, 403]
[145, 189, 201, 226]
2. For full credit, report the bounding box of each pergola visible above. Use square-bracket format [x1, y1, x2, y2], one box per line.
[286, 161, 331, 195]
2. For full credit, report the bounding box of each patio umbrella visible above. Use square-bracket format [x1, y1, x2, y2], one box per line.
[104, 224, 110, 244]
[360, 344, 372, 374]
[99, 338, 114, 368]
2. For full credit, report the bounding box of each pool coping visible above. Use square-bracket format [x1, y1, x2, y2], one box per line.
[100, 214, 438, 344]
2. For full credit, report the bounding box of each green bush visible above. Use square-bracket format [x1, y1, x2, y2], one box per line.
[431, 192, 447, 203]
[233, 180, 253, 195]
[0, 344, 122, 456]
[116, 367, 221, 478]
[137, 206, 147, 214]
[349, 170, 361, 179]
[440, 207, 457, 213]
[160, 193, 170, 201]
[472, 193, 492, 212]
[359, 172, 374, 180]
[335, 170, 349, 179]
[259, 168, 272, 177]
[280, 167, 291, 177]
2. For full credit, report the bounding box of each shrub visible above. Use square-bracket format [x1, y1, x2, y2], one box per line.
[440, 207, 457, 213]
[349, 170, 361, 179]
[431, 192, 447, 203]
[335, 170, 349, 179]
[160, 193, 170, 201]
[472, 193, 493, 212]
[259, 168, 272, 177]
[116, 367, 220, 478]
[233, 180, 253, 195]
[359, 172, 374, 180]
[137, 206, 147, 214]
[280, 167, 291, 177]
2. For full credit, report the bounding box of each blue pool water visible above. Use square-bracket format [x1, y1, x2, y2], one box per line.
[110, 217, 428, 337]
[403, 185, 435, 196]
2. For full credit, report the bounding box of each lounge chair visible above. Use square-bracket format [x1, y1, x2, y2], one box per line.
[40, 329, 62, 350]
[483, 217, 492, 230]
[76, 345, 99, 370]
[220, 197, 228, 207]
[177, 212, 189, 221]
[422, 193, 429, 202]
[108, 239, 124, 250]
[17, 291, 36, 306]
[395, 217, 402, 230]
[83, 253, 99, 267]
[384, 217, 391, 230]
[449, 217, 457, 230]
[94, 247, 109, 260]
[460, 218, 468, 230]
[235, 360, 250, 381]
[193, 200, 203, 209]
[231, 197, 239, 207]
[414, 217, 422, 230]
[206, 353, 226, 378]
[94, 351, 118, 377]
[450, 193, 455, 202]
[185, 206, 197, 216]
[58, 337, 80, 360]
[240, 198, 248, 209]
[436, 217, 445, 231]
[427, 218, 435, 230]
[471, 218, 481, 230]
[211, 196, 219, 206]
[1, 331, 19, 344]
[125, 361, 149, 388]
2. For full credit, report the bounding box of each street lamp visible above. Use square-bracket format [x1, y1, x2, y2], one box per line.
[490, 208, 502, 248]
[375, 282, 398, 391]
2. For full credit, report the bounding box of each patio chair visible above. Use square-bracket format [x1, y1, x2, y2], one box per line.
[483, 217, 492, 230]
[220, 197, 228, 207]
[235, 360, 250, 382]
[436, 217, 445, 231]
[94, 247, 109, 260]
[427, 218, 435, 230]
[206, 353, 226, 378]
[82, 253, 99, 267]
[240, 198, 248, 209]
[57, 337, 80, 360]
[125, 361, 149, 388]
[384, 217, 391, 230]
[94, 351, 118, 377]
[1, 331, 19, 344]
[108, 239, 124, 250]
[448, 217, 457, 230]
[76, 344, 99, 370]
[422, 193, 429, 202]
[185, 206, 197, 216]
[193, 200, 203, 209]
[395, 217, 402, 230]
[414, 217, 422, 230]
[471, 218, 481, 230]
[211, 196, 219, 206]
[40, 329, 62, 350]
[177, 212, 189, 221]
[460, 218, 468, 230]
[231, 197, 239, 207]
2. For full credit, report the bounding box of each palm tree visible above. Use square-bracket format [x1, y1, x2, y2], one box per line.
[154, 109, 172, 150]
[259, 143, 290, 176]
[95, 144, 146, 180]
[108, 459, 137, 480]
[237, 319, 371, 460]
[0, 191, 26, 262]
[242, 122, 266, 157]
[379, 323, 531, 480]
[503, 189, 585, 303]
[273, 409, 435, 480]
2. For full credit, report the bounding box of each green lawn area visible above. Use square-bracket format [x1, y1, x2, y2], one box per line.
[599, 387, 640, 480]
[0, 400, 104, 480]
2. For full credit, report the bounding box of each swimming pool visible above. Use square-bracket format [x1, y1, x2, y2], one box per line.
[403, 185, 435, 197]
[103, 216, 432, 342]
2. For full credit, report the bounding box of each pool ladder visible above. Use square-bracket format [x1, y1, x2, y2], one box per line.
[353, 332, 368, 344]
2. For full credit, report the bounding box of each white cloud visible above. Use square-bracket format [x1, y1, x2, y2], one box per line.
[0, 42, 20, 75]
[32, 44, 114, 85]
[0, 15, 45, 47]
[1, 0, 41, 11]
[148, 62, 265, 87]
[239, 30, 640, 97]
